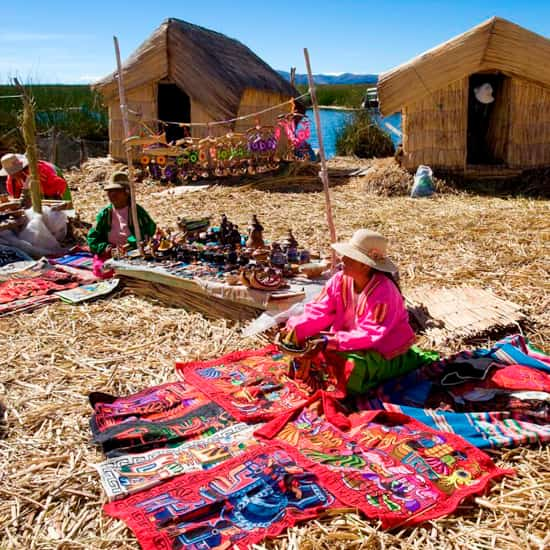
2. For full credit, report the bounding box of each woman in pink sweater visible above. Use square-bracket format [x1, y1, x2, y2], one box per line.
[282, 229, 437, 395]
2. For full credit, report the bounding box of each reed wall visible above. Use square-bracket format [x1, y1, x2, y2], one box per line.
[401, 78, 467, 170]
[508, 79, 550, 168]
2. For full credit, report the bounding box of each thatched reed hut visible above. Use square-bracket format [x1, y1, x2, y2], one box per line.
[378, 17, 550, 175]
[94, 18, 298, 160]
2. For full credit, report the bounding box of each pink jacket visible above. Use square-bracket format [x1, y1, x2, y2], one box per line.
[286, 271, 415, 359]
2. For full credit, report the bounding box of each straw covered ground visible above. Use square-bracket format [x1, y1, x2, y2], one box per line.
[1, 157, 549, 549]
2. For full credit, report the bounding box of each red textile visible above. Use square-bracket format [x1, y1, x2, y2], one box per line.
[6, 160, 67, 199]
[0, 268, 80, 304]
[256, 395, 512, 529]
[103, 445, 338, 550]
[177, 346, 314, 422]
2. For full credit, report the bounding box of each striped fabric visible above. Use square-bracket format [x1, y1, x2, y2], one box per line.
[359, 335, 550, 449]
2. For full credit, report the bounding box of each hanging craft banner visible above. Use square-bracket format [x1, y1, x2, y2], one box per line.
[131, 102, 314, 183]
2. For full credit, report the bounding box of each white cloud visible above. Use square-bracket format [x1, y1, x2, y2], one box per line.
[77, 75, 103, 83]
[0, 32, 68, 42]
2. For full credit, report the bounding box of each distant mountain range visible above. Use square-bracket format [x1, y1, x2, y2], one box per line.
[278, 70, 378, 86]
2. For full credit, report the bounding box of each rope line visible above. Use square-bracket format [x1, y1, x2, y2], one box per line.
[128, 91, 311, 128]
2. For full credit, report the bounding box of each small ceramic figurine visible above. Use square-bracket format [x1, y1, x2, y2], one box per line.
[246, 215, 264, 249]
[219, 214, 229, 244]
[282, 229, 298, 250]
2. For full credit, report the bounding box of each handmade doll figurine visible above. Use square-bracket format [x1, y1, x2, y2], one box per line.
[246, 215, 264, 249]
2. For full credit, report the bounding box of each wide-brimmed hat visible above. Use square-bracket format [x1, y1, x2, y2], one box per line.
[331, 229, 398, 273]
[474, 83, 495, 104]
[104, 171, 130, 191]
[0, 153, 28, 176]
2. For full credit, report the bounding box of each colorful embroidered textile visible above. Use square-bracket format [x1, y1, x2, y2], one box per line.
[0, 267, 80, 304]
[51, 252, 94, 270]
[0, 294, 58, 317]
[95, 423, 259, 501]
[256, 395, 510, 529]
[103, 445, 336, 550]
[89, 382, 235, 457]
[177, 346, 312, 422]
[358, 335, 550, 448]
[286, 271, 415, 358]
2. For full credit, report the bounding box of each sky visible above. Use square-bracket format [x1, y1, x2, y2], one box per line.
[1, 0, 550, 84]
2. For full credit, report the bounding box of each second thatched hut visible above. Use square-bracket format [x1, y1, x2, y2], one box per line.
[378, 17, 550, 175]
[94, 19, 298, 160]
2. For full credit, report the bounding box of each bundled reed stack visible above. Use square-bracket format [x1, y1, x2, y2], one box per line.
[378, 17, 550, 175]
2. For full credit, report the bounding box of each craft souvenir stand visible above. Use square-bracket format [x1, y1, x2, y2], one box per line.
[106, 215, 327, 321]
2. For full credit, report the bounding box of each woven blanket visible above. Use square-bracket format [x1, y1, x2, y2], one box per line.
[177, 346, 313, 422]
[89, 382, 236, 457]
[51, 252, 94, 270]
[358, 335, 550, 449]
[256, 395, 511, 529]
[103, 445, 336, 550]
[95, 423, 259, 501]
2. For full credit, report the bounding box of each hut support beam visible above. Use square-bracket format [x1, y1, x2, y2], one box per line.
[303, 48, 337, 268]
[113, 36, 142, 246]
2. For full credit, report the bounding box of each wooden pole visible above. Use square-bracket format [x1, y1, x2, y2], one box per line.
[14, 78, 42, 214]
[113, 36, 142, 246]
[303, 48, 337, 267]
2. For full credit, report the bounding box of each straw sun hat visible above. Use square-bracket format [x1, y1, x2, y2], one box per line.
[103, 171, 130, 191]
[0, 153, 28, 176]
[331, 229, 397, 274]
[474, 83, 495, 104]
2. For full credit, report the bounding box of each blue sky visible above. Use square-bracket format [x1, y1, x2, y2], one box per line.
[1, 0, 549, 83]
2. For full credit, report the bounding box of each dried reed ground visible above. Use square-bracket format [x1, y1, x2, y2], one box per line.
[0, 158, 549, 549]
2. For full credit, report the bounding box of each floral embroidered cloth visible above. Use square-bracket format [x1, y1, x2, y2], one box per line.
[256, 394, 511, 529]
[176, 346, 312, 423]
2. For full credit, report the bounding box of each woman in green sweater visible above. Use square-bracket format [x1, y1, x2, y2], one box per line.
[87, 172, 156, 257]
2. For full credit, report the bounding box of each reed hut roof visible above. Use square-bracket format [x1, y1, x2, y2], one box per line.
[378, 17, 550, 116]
[94, 18, 297, 122]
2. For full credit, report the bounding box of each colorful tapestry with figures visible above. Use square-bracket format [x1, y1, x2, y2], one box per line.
[176, 346, 314, 422]
[95, 423, 260, 501]
[89, 382, 236, 457]
[256, 395, 511, 529]
[103, 445, 337, 550]
[136, 111, 313, 184]
[357, 335, 550, 449]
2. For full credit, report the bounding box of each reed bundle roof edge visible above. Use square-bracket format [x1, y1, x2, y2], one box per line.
[378, 16, 550, 115]
[94, 18, 298, 121]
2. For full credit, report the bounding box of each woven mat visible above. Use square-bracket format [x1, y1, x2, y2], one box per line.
[405, 286, 525, 345]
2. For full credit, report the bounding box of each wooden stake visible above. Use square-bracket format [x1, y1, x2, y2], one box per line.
[303, 48, 337, 267]
[14, 79, 42, 214]
[113, 36, 142, 246]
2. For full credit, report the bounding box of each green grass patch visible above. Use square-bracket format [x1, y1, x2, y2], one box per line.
[0, 84, 108, 147]
[336, 110, 395, 158]
[297, 84, 369, 108]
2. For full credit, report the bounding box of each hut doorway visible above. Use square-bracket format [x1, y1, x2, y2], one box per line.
[157, 83, 191, 143]
[467, 73, 510, 165]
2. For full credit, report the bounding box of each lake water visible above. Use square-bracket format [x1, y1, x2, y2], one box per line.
[306, 108, 402, 158]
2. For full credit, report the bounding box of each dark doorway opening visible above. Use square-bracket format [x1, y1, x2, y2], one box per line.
[467, 73, 509, 165]
[157, 83, 191, 143]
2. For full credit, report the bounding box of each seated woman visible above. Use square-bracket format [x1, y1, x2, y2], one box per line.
[87, 172, 156, 257]
[281, 229, 437, 395]
[1, 153, 71, 201]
